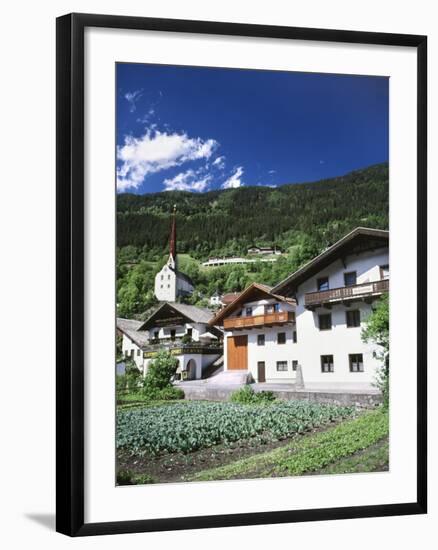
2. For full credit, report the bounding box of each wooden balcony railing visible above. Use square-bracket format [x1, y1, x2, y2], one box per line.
[224, 311, 295, 330]
[304, 279, 389, 309]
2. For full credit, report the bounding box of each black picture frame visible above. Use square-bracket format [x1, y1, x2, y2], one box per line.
[56, 12, 427, 537]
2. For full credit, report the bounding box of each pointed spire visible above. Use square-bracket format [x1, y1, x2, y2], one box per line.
[169, 204, 177, 265]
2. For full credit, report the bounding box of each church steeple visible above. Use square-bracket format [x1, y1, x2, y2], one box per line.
[169, 205, 177, 269]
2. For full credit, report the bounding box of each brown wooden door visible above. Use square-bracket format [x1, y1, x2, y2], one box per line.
[227, 335, 248, 370]
[257, 361, 266, 383]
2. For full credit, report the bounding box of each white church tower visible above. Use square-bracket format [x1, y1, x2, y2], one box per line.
[154, 206, 194, 302]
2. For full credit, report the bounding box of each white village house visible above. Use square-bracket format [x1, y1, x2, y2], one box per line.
[118, 302, 223, 380]
[210, 228, 389, 390]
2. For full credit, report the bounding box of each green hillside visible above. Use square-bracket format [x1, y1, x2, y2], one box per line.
[116, 163, 388, 318]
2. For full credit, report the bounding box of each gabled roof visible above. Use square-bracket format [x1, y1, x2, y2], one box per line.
[139, 302, 214, 331]
[116, 318, 150, 348]
[209, 283, 296, 326]
[272, 227, 389, 295]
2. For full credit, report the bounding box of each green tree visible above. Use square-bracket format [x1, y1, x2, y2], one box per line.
[362, 294, 389, 407]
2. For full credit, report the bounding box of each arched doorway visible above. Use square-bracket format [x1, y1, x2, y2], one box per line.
[186, 358, 197, 380]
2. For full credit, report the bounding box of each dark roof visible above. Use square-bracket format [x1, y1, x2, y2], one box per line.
[272, 227, 389, 295]
[139, 302, 214, 330]
[116, 318, 150, 347]
[168, 266, 194, 286]
[210, 283, 296, 326]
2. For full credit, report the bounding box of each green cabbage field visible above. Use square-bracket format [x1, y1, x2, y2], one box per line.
[117, 401, 355, 456]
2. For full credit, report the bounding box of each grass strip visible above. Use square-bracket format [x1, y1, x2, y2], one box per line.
[188, 408, 388, 482]
[313, 438, 389, 475]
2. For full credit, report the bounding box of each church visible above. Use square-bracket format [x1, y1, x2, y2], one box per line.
[117, 207, 223, 380]
[154, 206, 194, 302]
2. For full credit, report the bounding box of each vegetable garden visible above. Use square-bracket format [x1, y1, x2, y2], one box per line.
[117, 400, 355, 456]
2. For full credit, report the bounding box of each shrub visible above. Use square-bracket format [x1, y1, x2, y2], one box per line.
[230, 385, 276, 405]
[117, 469, 134, 485]
[142, 386, 185, 401]
[116, 470, 155, 485]
[362, 294, 389, 407]
[181, 333, 193, 344]
[143, 351, 179, 393]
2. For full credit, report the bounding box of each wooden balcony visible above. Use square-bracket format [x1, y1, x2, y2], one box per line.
[224, 311, 295, 330]
[304, 279, 389, 310]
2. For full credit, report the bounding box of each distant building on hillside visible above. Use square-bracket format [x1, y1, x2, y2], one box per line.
[154, 206, 194, 301]
[209, 290, 222, 307]
[247, 245, 283, 255]
[202, 256, 277, 268]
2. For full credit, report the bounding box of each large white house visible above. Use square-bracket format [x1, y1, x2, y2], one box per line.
[154, 207, 194, 302]
[117, 302, 223, 380]
[211, 228, 389, 390]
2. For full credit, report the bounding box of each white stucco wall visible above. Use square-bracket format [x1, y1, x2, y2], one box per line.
[121, 334, 144, 371]
[223, 298, 297, 383]
[154, 265, 177, 302]
[148, 322, 208, 342]
[293, 247, 389, 389]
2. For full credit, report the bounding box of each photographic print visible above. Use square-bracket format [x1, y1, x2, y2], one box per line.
[115, 63, 390, 486]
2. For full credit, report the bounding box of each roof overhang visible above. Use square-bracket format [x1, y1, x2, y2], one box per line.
[272, 227, 389, 296]
[209, 282, 296, 326]
[139, 303, 191, 331]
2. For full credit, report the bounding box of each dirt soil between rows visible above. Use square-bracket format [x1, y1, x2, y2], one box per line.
[117, 419, 348, 484]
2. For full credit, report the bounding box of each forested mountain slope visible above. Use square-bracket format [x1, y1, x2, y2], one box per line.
[117, 163, 388, 260]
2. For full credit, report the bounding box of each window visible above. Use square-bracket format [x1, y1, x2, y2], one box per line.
[317, 277, 329, 291]
[349, 353, 364, 372]
[154, 330, 159, 339]
[160, 284, 163, 289]
[170, 329, 176, 341]
[168, 274, 171, 280]
[380, 264, 389, 279]
[277, 332, 286, 344]
[321, 355, 334, 373]
[130, 350, 135, 359]
[161, 274, 163, 280]
[186, 328, 193, 337]
[292, 330, 297, 343]
[167, 284, 170, 288]
[265, 303, 280, 314]
[318, 313, 332, 330]
[124, 350, 129, 357]
[292, 360, 298, 371]
[137, 349, 141, 356]
[346, 309, 361, 327]
[257, 334, 265, 346]
[276, 361, 288, 372]
[246, 306, 253, 316]
[344, 271, 357, 287]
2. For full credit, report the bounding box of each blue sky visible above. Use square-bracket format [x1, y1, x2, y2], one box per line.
[116, 63, 388, 194]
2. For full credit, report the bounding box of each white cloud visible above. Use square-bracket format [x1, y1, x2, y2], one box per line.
[222, 166, 244, 189]
[212, 156, 226, 170]
[117, 129, 218, 191]
[268, 169, 276, 174]
[163, 169, 212, 192]
[124, 89, 143, 113]
[137, 107, 155, 124]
